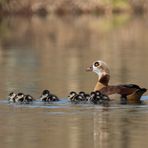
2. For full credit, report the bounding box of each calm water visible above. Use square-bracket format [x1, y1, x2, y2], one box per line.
[0, 14, 148, 148]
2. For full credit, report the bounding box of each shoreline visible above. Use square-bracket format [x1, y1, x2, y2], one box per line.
[0, 1, 147, 17]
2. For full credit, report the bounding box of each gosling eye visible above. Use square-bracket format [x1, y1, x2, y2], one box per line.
[94, 61, 100, 67]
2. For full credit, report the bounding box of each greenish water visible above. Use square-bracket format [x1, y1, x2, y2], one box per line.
[0, 14, 148, 148]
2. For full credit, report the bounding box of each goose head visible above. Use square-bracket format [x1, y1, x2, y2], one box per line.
[86, 60, 110, 85]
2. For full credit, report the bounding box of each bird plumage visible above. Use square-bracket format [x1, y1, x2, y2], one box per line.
[86, 60, 147, 104]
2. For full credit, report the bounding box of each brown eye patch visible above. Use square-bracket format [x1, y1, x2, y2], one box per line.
[94, 62, 100, 67]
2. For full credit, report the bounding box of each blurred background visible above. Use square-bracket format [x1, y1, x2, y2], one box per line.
[0, 0, 148, 98]
[0, 1, 148, 148]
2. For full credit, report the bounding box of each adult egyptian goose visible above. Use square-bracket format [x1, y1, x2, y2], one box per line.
[86, 60, 147, 104]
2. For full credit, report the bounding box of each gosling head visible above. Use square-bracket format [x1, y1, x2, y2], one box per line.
[40, 90, 50, 101]
[8, 92, 16, 103]
[42, 90, 50, 96]
[15, 93, 25, 102]
[86, 60, 110, 85]
[24, 95, 34, 103]
[68, 91, 77, 98]
[79, 91, 85, 97]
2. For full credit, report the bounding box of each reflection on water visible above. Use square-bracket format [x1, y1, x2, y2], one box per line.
[1, 102, 148, 148]
[0, 14, 148, 148]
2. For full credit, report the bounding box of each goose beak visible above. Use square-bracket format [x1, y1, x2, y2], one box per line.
[86, 65, 93, 72]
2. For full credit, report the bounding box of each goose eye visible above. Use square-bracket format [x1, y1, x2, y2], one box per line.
[94, 62, 100, 67]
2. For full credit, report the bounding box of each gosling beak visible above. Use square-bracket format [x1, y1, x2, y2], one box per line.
[86, 65, 93, 72]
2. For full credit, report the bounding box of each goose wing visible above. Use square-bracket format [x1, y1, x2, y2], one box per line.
[100, 84, 141, 95]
